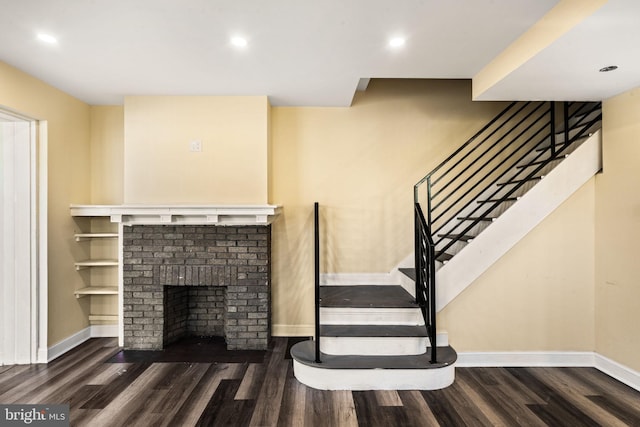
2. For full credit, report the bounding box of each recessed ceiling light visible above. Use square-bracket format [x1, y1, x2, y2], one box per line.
[37, 33, 57, 44]
[230, 36, 248, 48]
[599, 65, 618, 72]
[389, 37, 406, 48]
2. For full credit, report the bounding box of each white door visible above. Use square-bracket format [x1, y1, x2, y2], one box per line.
[0, 111, 47, 365]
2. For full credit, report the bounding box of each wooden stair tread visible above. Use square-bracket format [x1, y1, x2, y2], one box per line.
[457, 216, 495, 222]
[536, 134, 589, 151]
[320, 324, 428, 338]
[497, 176, 543, 186]
[477, 197, 519, 204]
[291, 340, 456, 369]
[437, 233, 474, 241]
[399, 267, 416, 281]
[320, 285, 417, 309]
[436, 252, 453, 263]
[517, 154, 568, 169]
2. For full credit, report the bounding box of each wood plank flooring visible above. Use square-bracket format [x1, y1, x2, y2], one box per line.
[1, 337, 639, 426]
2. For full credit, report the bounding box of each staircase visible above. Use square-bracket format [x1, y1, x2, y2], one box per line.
[291, 284, 456, 390]
[417, 101, 602, 270]
[291, 101, 602, 391]
[416, 101, 602, 310]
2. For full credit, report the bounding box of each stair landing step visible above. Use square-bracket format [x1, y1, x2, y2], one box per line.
[292, 340, 456, 390]
[320, 324, 428, 338]
[291, 340, 456, 370]
[320, 285, 417, 309]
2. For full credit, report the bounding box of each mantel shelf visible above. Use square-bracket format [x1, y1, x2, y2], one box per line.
[70, 204, 281, 226]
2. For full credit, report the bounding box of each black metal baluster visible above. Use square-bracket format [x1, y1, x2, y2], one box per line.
[550, 102, 556, 157]
[564, 102, 570, 147]
[314, 202, 321, 363]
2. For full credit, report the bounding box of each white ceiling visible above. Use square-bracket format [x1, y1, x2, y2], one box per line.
[0, 0, 636, 106]
[477, 0, 640, 102]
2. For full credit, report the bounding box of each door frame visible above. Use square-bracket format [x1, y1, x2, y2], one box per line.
[0, 107, 48, 365]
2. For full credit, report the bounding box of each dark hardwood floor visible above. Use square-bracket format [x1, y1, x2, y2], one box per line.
[1, 337, 639, 426]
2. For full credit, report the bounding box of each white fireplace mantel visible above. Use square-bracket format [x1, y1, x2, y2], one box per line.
[70, 204, 282, 226]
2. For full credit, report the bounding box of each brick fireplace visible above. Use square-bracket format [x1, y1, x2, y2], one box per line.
[99, 205, 280, 350]
[122, 223, 272, 351]
[69, 204, 280, 350]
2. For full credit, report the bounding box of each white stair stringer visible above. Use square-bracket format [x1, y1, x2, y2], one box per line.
[436, 130, 602, 311]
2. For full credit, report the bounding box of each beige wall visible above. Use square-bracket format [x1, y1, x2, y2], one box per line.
[0, 61, 92, 345]
[270, 79, 507, 334]
[123, 96, 270, 204]
[439, 180, 596, 351]
[595, 88, 640, 371]
[90, 106, 124, 204]
[88, 106, 124, 320]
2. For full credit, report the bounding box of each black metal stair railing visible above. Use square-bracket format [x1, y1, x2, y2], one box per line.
[414, 203, 437, 364]
[412, 101, 602, 363]
[415, 101, 601, 261]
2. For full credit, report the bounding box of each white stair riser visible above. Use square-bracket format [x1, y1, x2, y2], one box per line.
[321, 337, 428, 356]
[293, 360, 455, 391]
[320, 307, 423, 325]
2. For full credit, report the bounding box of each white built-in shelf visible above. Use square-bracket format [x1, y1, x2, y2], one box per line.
[88, 314, 118, 322]
[74, 232, 119, 242]
[74, 259, 119, 270]
[74, 286, 119, 299]
[70, 207, 121, 333]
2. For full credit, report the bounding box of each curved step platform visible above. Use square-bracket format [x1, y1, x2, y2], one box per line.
[291, 340, 457, 390]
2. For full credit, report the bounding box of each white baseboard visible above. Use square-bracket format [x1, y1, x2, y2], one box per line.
[595, 353, 640, 392]
[47, 324, 118, 362]
[456, 351, 639, 392]
[456, 351, 595, 367]
[47, 327, 92, 362]
[321, 273, 396, 286]
[272, 324, 314, 337]
[90, 324, 119, 338]
[37, 347, 49, 364]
